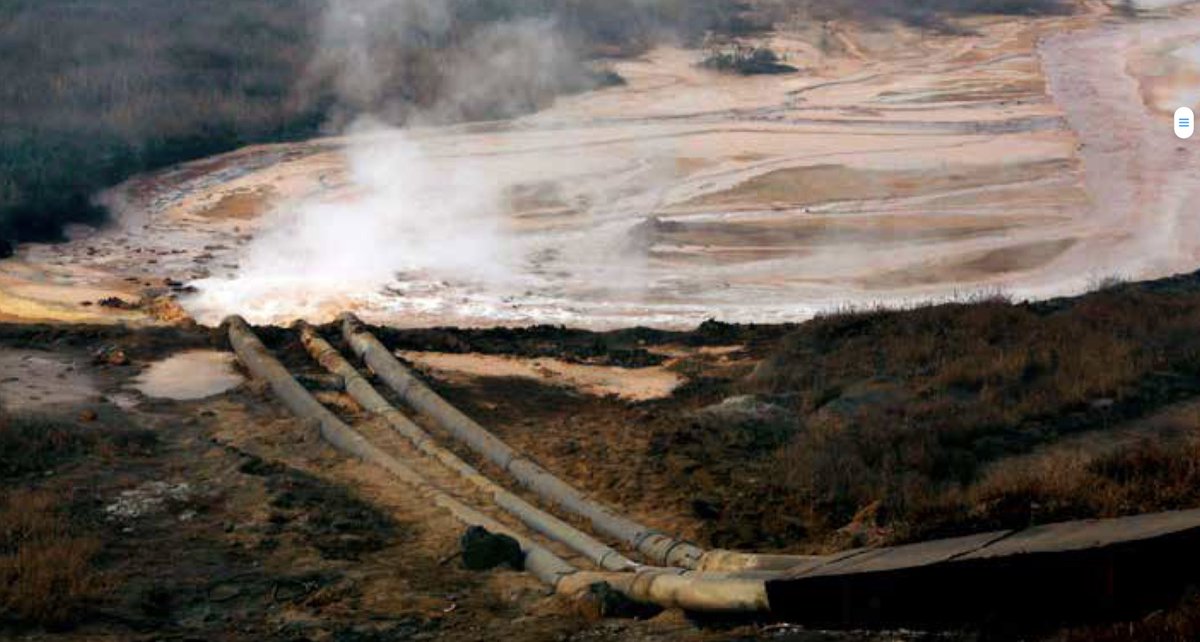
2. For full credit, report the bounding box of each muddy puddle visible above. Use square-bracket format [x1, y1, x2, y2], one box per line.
[0, 350, 99, 411]
[131, 350, 243, 401]
[399, 351, 681, 401]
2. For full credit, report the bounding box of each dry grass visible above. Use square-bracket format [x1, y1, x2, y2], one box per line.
[661, 277, 1200, 549]
[0, 490, 108, 629]
[0, 412, 154, 629]
[902, 433, 1200, 542]
[0, 413, 156, 479]
[0, 416, 94, 479]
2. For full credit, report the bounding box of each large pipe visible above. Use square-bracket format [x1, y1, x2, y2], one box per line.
[560, 569, 770, 613]
[340, 314, 704, 568]
[228, 315, 772, 613]
[298, 322, 638, 572]
[226, 315, 574, 586]
[339, 314, 815, 573]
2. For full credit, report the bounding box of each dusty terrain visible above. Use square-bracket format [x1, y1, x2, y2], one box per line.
[5, 1, 1200, 328]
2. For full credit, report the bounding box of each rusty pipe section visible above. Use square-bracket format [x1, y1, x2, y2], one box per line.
[227, 316, 773, 613]
[561, 569, 770, 613]
[298, 322, 638, 573]
[340, 313, 704, 568]
[339, 314, 815, 573]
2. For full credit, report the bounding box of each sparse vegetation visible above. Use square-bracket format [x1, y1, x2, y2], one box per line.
[903, 431, 1200, 543]
[0, 413, 138, 629]
[0, 413, 157, 479]
[702, 45, 798, 75]
[796, 0, 1075, 30]
[649, 275, 1200, 549]
[0, 490, 108, 629]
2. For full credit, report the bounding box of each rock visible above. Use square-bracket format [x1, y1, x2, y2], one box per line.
[142, 295, 194, 324]
[98, 296, 139, 310]
[459, 526, 523, 571]
[691, 496, 722, 519]
[814, 379, 912, 424]
[92, 345, 130, 366]
[699, 394, 789, 423]
[690, 394, 799, 451]
[624, 216, 683, 253]
[79, 409, 98, 422]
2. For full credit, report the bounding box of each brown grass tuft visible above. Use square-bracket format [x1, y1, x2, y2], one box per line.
[0, 490, 108, 629]
[663, 278, 1200, 549]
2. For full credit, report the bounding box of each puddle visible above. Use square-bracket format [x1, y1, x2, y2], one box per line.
[0, 349, 99, 411]
[132, 350, 243, 400]
[398, 350, 681, 401]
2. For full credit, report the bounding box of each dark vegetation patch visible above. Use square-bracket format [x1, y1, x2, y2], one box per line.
[362, 318, 796, 368]
[640, 270, 1200, 550]
[0, 0, 765, 247]
[0, 489, 109, 630]
[0, 413, 157, 479]
[905, 435, 1200, 544]
[0, 411, 157, 630]
[796, 0, 1075, 31]
[702, 46, 799, 75]
[0, 0, 328, 245]
[0, 322, 215, 362]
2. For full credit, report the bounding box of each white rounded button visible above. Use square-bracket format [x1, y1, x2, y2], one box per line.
[1175, 107, 1194, 139]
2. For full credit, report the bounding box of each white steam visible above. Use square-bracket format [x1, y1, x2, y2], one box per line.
[190, 121, 511, 321]
[191, 1, 591, 322]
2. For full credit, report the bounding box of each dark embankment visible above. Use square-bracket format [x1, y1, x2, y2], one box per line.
[363, 269, 1200, 562]
[632, 271, 1200, 555]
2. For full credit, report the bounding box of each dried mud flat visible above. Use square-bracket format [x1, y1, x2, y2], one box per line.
[5, 2, 1200, 328]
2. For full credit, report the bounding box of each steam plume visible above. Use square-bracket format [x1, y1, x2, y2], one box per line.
[191, 0, 595, 322]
